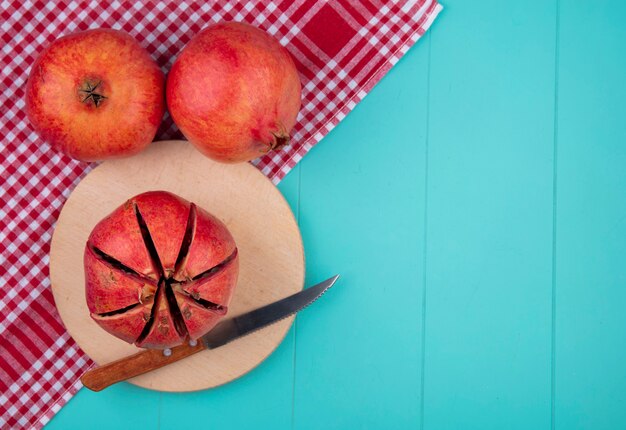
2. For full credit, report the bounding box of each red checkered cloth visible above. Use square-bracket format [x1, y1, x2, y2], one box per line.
[0, 1, 441, 428]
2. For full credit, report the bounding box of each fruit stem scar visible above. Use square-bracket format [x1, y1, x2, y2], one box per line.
[270, 133, 289, 150]
[78, 80, 107, 107]
[269, 124, 290, 151]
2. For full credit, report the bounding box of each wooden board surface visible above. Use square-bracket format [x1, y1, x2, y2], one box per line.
[49, 140, 304, 392]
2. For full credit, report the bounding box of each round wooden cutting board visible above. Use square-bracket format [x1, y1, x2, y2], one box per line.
[50, 140, 304, 392]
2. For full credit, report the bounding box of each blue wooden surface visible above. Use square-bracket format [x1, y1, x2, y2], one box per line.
[46, 1, 626, 429]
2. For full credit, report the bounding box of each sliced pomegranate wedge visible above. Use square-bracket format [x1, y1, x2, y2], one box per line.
[172, 205, 237, 281]
[173, 293, 226, 341]
[84, 244, 157, 314]
[84, 191, 239, 349]
[178, 250, 238, 307]
[92, 303, 152, 345]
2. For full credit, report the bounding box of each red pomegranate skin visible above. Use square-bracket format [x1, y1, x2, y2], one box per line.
[25, 29, 165, 161]
[166, 22, 302, 163]
[85, 191, 238, 349]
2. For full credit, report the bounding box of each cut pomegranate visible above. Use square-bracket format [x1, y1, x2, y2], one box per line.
[84, 191, 239, 349]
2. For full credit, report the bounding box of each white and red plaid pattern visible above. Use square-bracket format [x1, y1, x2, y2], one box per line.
[0, 1, 441, 428]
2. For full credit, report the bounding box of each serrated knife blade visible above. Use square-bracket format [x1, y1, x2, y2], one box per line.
[201, 274, 339, 349]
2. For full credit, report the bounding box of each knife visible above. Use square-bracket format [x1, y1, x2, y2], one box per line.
[81, 275, 339, 391]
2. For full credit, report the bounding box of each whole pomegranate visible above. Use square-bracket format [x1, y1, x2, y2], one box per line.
[26, 29, 165, 161]
[84, 191, 239, 349]
[166, 22, 301, 163]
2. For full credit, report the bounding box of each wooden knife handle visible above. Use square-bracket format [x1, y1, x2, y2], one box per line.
[80, 340, 206, 391]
